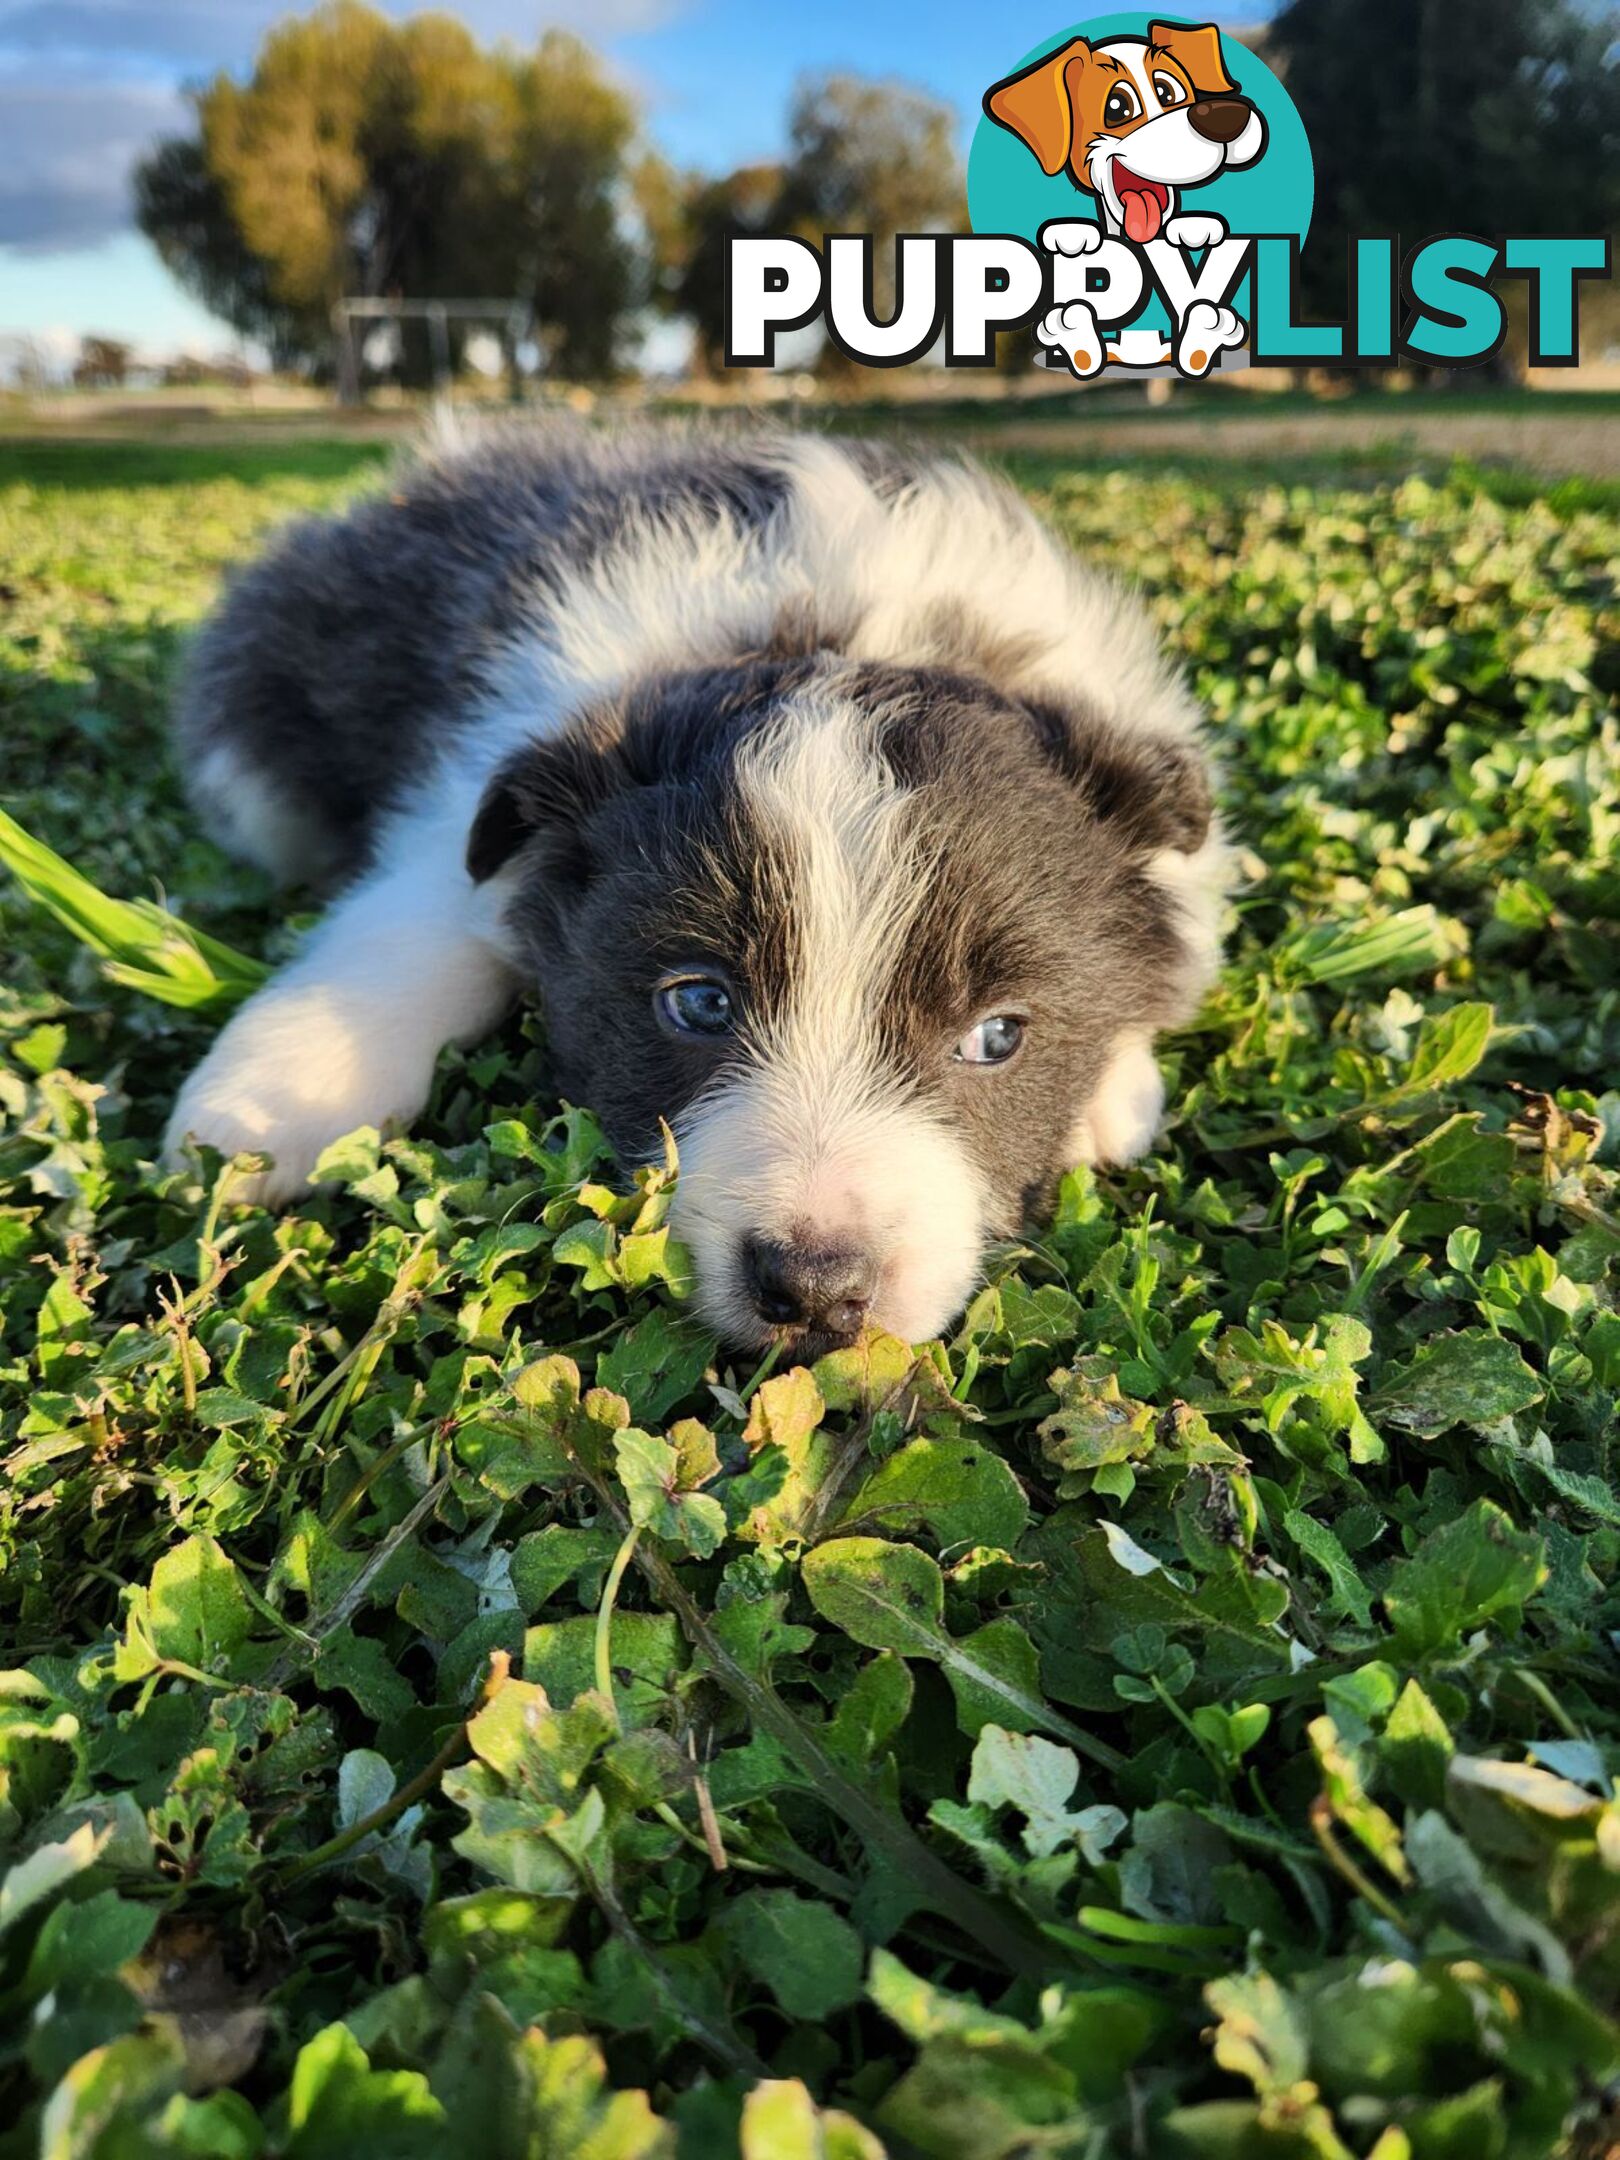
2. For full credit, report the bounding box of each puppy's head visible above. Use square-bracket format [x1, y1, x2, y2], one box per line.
[470, 655, 1214, 1355]
[985, 21, 1266, 241]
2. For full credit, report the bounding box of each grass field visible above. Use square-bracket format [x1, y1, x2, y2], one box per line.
[1, 433, 1618, 2160]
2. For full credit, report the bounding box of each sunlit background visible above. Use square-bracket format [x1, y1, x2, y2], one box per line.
[0, 0, 1616, 400]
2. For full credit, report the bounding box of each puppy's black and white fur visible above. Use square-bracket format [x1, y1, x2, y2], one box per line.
[167, 422, 1227, 1354]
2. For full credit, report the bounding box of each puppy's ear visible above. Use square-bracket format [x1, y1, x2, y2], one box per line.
[1027, 702, 1213, 855]
[467, 726, 627, 885]
[1148, 19, 1236, 97]
[983, 38, 1093, 179]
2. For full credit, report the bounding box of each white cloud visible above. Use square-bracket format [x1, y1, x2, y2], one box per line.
[0, 75, 185, 249]
[0, 0, 682, 69]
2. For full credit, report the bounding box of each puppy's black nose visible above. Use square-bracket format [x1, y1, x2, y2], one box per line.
[744, 1235, 877, 1344]
[1188, 95, 1251, 143]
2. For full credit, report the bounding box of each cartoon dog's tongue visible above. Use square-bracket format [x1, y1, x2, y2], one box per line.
[1114, 164, 1167, 244]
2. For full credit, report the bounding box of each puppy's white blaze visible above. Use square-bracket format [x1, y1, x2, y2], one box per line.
[674, 1068, 988, 1349]
[668, 691, 989, 1346]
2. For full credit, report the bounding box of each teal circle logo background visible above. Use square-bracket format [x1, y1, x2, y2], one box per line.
[967, 15, 1313, 340]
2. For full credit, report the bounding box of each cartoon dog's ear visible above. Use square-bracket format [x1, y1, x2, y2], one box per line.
[1026, 701, 1213, 855]
[1148, 19, 1236, 97]
[983, 38, 1094, 179]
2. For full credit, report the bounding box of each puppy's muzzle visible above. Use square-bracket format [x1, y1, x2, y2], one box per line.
[744, 1234, 877, 1349]
[1188, 96, 1253, 144]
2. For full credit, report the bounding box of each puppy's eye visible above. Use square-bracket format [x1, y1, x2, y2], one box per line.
[1103, 84, 1140, 127]
[955, 1014, 1026, 1067]
[1152, 71, 1186, 106]
[656, 976, 734, 1037]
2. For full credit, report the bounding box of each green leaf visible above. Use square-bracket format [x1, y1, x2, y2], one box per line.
[838, 1434, 1029, 1554]
[1399, 1000, 1495, 1092]
[1380, 1679, 1455, 1809]
[596, 1310, 715, 1425]
[1204, 1968, 1310, 2096]
[1385, 1499, 1548, 1656]
[0, 1822, 107, 1938]
[1308, 1714, 1409, 1884]
[1372, 1330, 1544, 1436]
[24, 1888, 157, 1996]
[283, 2022, 446, 2158]
[509, 2028, 671, 2158]
[720, 1888, 864, 2018]
[1279, 903, 1464, 987]
[802, 1540, 1114, 1758]
[800, 1537, 946, 1659]
[117, 1534, 255, 1681]
[1283, 1510, 1373, 1627]
[966, 1726, 1125, 1861]
[739, 2081, 882, 2160]
[612, 1429, 726, 1558]
[523, 1613, 683, 1731]
[1214, 1314, 1382, 1462]
[0, 804, 268, 1012]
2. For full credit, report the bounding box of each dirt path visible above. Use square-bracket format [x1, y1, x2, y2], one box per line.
[960, 405, 1620, 475]
[7, 396, 1617, 481]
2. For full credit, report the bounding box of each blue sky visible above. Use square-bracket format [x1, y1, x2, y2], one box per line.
[0, 0, 1274, 356]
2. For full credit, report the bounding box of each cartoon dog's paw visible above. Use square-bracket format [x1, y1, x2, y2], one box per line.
[1176, 300, 1245, 377]
[1164, 213, 1227, 252]
[1039, 301, 1104, 379]
[1040, 219, 1105, 258]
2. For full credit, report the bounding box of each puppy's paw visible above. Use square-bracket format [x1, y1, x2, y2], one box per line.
[1176, 299, 1245, 377]
[1039, 301, 1105, 379]
[1040, 218, 1105, 257]
[1164, 212, 1227, 252]
[163, 993, 427, 1205]
[1068, 1036, 1164, 1167]
[164, 1063, 368, 1205]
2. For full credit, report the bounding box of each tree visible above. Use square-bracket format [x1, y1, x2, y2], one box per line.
[671, 72, 964, 377]
[135, 138, 305, 368]
[779, 70, 964, 359]
[676, 163, 784, 376]
[1270, 0, 1620, 335]
[73, 338, 133, 389]
[135, 2, 650, 382]
[778, 72, 964, 246]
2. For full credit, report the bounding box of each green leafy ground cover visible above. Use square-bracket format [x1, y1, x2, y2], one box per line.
[1, 437, 1617, 2159]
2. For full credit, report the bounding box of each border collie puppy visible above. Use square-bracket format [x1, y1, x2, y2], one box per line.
[166, 423, 1226, 1357]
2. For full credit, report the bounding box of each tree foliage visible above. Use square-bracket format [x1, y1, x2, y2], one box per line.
[675, 163, 785, 376]
[676, 72, 964, 375]
[135, 2, 648, 381]
[1270, 0, 1620, 320]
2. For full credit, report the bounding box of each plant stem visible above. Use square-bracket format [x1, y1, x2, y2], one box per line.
[1309, 1794, 1410, 1935]
[276, 1650, 511, 1885]
[595, 1523, 640, 1725]
[579, 1466, 1051, 1977]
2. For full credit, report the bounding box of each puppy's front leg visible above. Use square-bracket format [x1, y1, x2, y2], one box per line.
[164, 843, 518, 1203]
[1068, 1034, 1166, 1168]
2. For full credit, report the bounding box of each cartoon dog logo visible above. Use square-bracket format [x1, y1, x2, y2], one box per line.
[984, 19, 1268, 378]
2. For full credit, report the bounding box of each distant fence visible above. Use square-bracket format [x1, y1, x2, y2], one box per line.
[332, 297, 533, 404]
